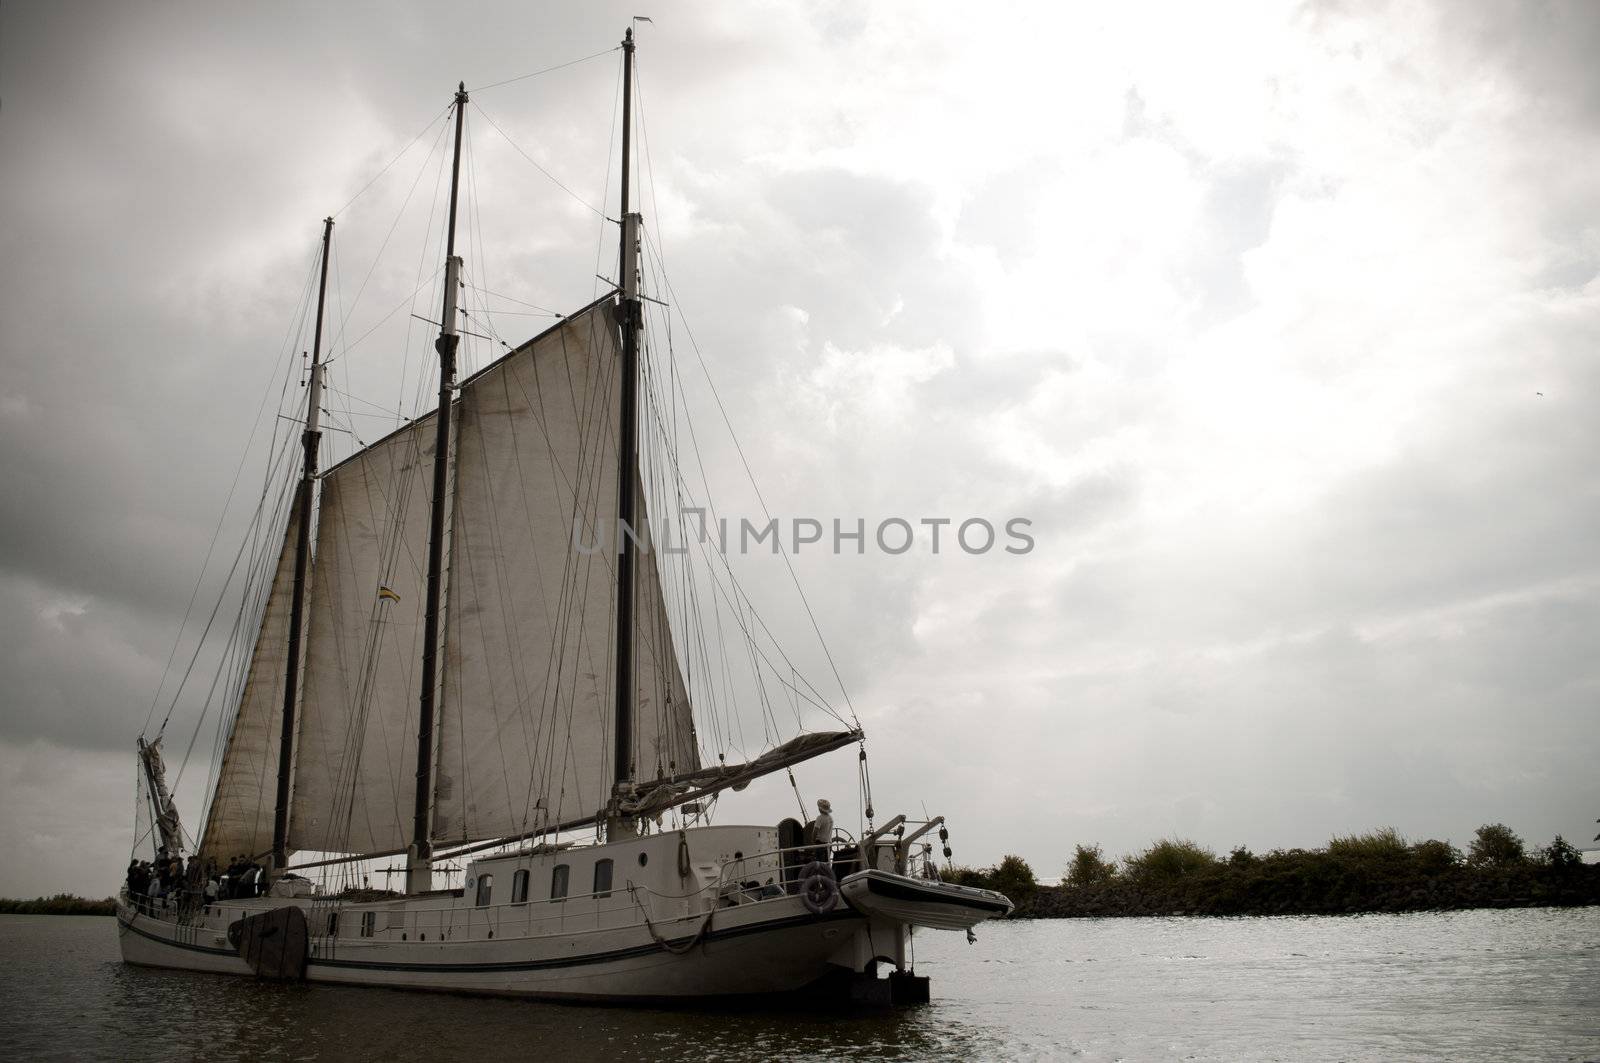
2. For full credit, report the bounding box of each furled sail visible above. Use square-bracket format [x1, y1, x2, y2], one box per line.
[198, 495, 302, 862]
[432, 301, 699, 845]
[289, 413, 440, 854]
[623, 729, 861, 819]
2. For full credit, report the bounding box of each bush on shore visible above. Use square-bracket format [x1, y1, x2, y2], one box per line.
[1066, 844, 1117, 887]
[1124, 839, 1217, 883]
[1013, 824, 1598, 918]
[945, 854, 1038, 911]
[0, 894, 117, 916]
[1467, 823, 1526, 869]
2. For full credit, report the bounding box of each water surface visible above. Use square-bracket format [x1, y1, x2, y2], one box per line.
[1, 908, 1595, 1060]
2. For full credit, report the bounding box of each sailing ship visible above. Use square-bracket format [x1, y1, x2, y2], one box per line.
[117, 29, 1012, 1005]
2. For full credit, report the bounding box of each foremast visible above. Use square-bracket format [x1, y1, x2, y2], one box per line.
[137, 737, 185, 858]
[408, 82, 468, 894]
[607, 25, 644, 839]
[270, 215, 333, 875]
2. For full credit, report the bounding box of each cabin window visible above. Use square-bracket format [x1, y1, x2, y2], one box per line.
[638, 852, 648, 867]
[512, 869, 530, 904]
[326, 912, 339, 938]
[593, 859, 613, 899]
[360, 912, 375, 938]
[551, 864, 569, 902]
[476, 873, 494, 907]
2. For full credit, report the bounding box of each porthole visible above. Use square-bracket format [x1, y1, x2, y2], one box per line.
[638, 852, 648, 867]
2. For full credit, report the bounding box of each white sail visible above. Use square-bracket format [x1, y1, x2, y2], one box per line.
[198, 495, 302, 862]
[432, 303, 698, 844]
[289, 413, 441, 854]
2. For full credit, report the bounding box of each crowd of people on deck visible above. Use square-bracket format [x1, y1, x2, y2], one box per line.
[124, 852, 269, 915]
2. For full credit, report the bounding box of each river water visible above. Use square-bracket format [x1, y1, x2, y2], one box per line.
[1, 908, 1595, 1061]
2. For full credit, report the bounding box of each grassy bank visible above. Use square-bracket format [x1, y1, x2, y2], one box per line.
[948, 825, 1600, 918]
[0, 894, 117, 916]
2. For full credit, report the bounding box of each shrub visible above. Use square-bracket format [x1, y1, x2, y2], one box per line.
[941, 857, 1037, 907]
[1539, 835, 1582, 870]
[1124, 838, 1217, 882]
[1228, 846, 1257, 868]
[1065, 844, 1117, 887]
[989, 854, 1038, 904]
[0, 894, 117, 916]
[941, 865, 988, 888]
[1328, 827, 1408, 861]
[1410, 838, 1462, 875]
[1467, 823, 1526, 868]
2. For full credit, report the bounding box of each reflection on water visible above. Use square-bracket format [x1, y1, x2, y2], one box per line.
[2, 908, 1596, 1061]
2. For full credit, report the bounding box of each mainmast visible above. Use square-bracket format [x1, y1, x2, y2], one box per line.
[270, 215, 332, 873]
[409, 83, 467, 894]
[609, 26, 643, 835]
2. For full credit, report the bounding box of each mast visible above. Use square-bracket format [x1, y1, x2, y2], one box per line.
[409, 82, 467, 893]
[610, 26, 642, 834]
[270, 215, 332, 873]
[139, 738, 185, 859]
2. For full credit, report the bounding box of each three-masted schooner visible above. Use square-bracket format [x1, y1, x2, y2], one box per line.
[117, 29, 1011, 1005]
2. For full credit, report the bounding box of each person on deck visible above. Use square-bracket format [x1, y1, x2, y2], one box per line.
[128, 862, 148, 911]
[811, 798, 834, 863]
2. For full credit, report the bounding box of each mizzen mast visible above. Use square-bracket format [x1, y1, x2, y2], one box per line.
[409, 82, 468, 894]
[270, 214, 332, 875]
[608, 25, 643, 836]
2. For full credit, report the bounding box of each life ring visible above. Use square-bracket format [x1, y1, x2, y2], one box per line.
[799, 861, 838, 914]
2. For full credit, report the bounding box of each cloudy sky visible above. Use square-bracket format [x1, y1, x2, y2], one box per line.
[2, 0, 1597, 897]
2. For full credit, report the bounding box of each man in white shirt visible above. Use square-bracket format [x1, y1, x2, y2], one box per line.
[811, 798, 834, 862]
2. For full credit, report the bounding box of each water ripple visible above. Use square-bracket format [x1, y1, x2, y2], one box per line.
[2, 908, 1597, 1061]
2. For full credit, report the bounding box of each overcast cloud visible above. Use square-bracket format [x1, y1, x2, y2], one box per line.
[1, 0, 1597, 897]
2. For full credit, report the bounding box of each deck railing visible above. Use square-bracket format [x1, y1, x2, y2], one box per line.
[119, 821, 948, 948]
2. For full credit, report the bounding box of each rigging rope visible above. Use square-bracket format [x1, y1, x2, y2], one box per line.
[178, 43, 873, 863]
[141, 239, 321, 739]
[630, 59, 860, 731]
[333, 102, 453, 219]
[643, 232, 862, 732]
[629, 883, 715, 955]
[471, 101, 607, 220]
[471, 46, 620, 94]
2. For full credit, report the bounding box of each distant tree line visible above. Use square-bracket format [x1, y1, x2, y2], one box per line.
[0, 894, 117, 916]
[944, 824, 1597, 918]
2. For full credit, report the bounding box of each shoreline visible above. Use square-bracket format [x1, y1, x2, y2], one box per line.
[1014, 893, 1600, 920]
[1011, 864, 1600, 920]
[0, 896, 117, 917]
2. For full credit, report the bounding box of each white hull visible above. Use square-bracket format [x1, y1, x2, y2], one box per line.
[118, 898, 877, 1000]
[117, 826, 920, 1002]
